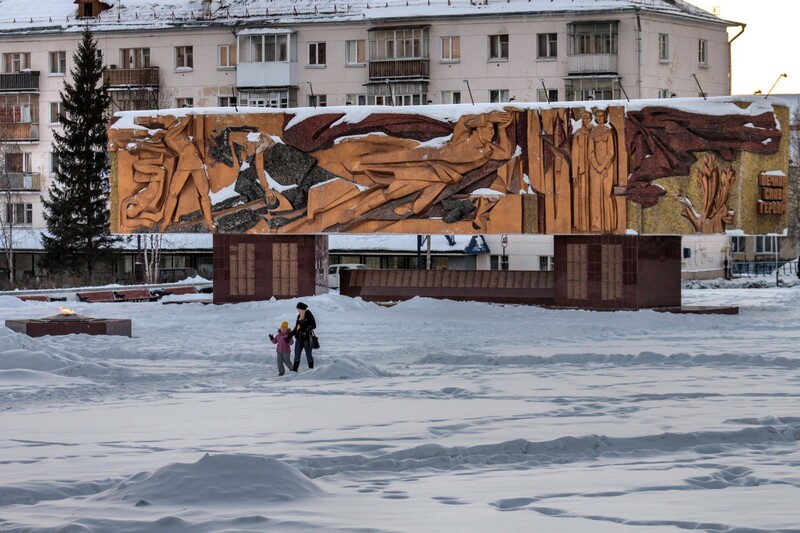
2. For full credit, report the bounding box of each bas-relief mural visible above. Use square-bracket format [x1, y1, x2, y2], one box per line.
[108, 100, 787, 236]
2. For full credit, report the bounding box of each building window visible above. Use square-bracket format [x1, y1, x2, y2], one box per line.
[441, 90, 461, 104]
[536, 88, 558, 103]
[537, 33, 557, 59]
[346, 40, 366, 65]
[308, 94, 327, 107]
[658, 88, 669, 99]
[489, 89, 509, 103]
[539, 256, 553, 271]
[490, 255, 509, 271]
[755, 236, 778, 254]
[369, 28, 429, 60]
[565, 78, 619, 101]
[730, 236, 745, 254]
[239, 90, 290, 108]
[3, 52, 30, 73]
[175, 46, 193, 70]
[49, 102, 63, 124]
[49, 51, 66, 75]
[698, 39, 708, 66]
[367, 82, 427, 106]
[346, 93, 366, 105]
[176, 97, 193, 108]
[3, 152, 29, 173]
[218, 44, 236, 69]
[50, 152, 59, 175]
[218, 96, 237, 107]
[567, 22, 618, 55]
[121, 48, 150, 68]
[308, 42, 326, 66]
[4, 203, 33, 225]
[441, 36, 460, 61]
[239, 34, 292, 63]
[488, 34, 509, 60]
[658, 33, 669, 61]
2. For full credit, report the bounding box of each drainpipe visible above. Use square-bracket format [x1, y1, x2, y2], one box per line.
[728, 24, 746, 95]
[635, 8, 642, 98]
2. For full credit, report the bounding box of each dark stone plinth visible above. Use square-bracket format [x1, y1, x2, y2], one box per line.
[654, 305, 739, 315]
[5, 313, 132, 337]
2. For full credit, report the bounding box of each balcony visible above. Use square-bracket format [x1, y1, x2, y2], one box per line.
[0, 122, 39, 142]
[567, 54, 618, 75]
[0, 172, 41, 191]
[103, 67, 159, 87]
[0, 71, 40, 93]
[369, 59, 429, 80]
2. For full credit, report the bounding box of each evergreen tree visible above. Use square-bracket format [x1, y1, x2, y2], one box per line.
[42, 27, 116, 282]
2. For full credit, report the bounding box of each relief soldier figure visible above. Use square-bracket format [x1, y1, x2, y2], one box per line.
[588, 108, 617, 232]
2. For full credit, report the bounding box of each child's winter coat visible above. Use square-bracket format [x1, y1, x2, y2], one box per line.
[271, 330, 293, 352]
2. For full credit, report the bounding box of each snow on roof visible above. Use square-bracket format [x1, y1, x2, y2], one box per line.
[0, 0, 731, 35]
[9, 229, 213, 251]
[329, 234, 476, 253]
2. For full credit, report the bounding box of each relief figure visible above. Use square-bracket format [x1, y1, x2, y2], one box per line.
[589, 109, 617, 232]
[570, 110, 593, 232]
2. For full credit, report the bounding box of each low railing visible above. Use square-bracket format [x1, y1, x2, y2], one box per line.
[731, 260, 798, 278]
[0, 71, 39, 92]
[368, 58, 429, 79]
[0, 172, 41, 191]
[0, 122, 39, 141]
[103, 67, 159, 87]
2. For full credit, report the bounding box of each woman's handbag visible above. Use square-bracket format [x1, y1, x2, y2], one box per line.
[311, 333, 320, 350]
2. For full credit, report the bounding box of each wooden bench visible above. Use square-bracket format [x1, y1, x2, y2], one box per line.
[114, 289, 160, 302]
[16, 295, 49, 302]
[161, 286, 197, 296]
[77, 291, 121, 303]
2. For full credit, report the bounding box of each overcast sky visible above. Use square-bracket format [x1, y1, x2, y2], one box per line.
[687, 0, 796, 95]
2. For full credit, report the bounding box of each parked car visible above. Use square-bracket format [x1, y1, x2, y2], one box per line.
[328, 264, 369, 289]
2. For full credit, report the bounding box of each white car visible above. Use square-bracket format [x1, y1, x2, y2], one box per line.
[328, 264, 369, 289]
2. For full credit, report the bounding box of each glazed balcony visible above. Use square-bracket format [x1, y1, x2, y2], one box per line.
[0, 172, 41, 191]
[567, 54, 618, 75]
[0, 122, 39, 142]
[368, 59, 429, 80]
[103, 67, 159, 87]
[0, 71, 39, 93]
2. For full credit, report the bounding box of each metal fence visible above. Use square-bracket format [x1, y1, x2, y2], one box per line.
[731, 260, 798, 278]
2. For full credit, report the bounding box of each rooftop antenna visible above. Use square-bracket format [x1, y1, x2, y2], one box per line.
[765, 73, 788, 98]
[462, 79, 474, 104]
[691, 73, 706, 100]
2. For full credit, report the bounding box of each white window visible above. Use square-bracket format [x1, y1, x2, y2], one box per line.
[50, 152, 59, 174]
[3, 52, 30, 73]
[730, 236, 745, 254]
[698, 39, 708, 66]
[175, 97, 193, 108]
[369, 28, 429, 60]
[537, 33, 557, 59]
[49, 51, 66, 75]
[441, 91, 461, 104]
[218, 96, 236, 107]
[121, 48, 150, 68]
[488, 34, 509, 60]
[308, 42, 326, 66]
[4, 203, 33, 225]
[239, 34, 290, 63]
[755, 236, 778, 254]
[49, 101, 63, 124]
[308, 94, 327, 107]
[567, 22, 618, 55]
[658, 33, 669, 62]
[537, 88, 558, 103]
[175, 46, 193, 69]
[658, 89, 669, 99]
[345, 40, 366, 65]
[490, 255, 509, 271]
[346, 94, 366, 105]
[239, 90, 290, 108]
[489, 89, 509, 103]
[218, 44, 236, 69]
[441, 36, 460, 61]
[539, 256, 553, 271]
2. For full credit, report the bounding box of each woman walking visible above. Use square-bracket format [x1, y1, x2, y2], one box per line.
[289, 302, 316, 371]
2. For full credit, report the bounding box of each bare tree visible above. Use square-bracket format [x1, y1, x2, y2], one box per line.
[0, 122, 23, 284]
[785, 105, 800, 261]
[141, 233, 163, 284]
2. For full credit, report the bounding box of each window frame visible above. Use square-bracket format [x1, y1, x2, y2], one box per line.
[218, 44, 237, 69]
[120, 48, 150, 68]
[175, 97, 194, 108]
[175, 46, 194, 70]
[308, 94, 327, 107]
[49, 101, 63, 124]
[488, 34, 509, 60]
[658, 33, 669, 62]
[489, 89, 509, 103]
[441, 35, 460, 62]
[698, 38, 708, 66]
[5, 202, 33, 225]
[345, 39, 366, 65]
[441, 90, 462, 104]
[307, 42, 327, 67]
[755, 235, 779, 254]
[730, 236, 745, 254]
[49, 51, 66, 75]
[537, 33, 557, 60]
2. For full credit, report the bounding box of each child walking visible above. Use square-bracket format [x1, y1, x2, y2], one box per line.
[269, 321, 294, 376]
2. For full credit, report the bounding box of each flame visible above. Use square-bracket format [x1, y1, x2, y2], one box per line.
[59, 307, 76, 316]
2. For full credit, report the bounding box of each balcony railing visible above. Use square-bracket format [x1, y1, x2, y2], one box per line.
[567, 54, 618, 74]
[369, 59, 429, 80]
[0, 172, 41, 191]
[0, 71, 40, 92]
[0, 122, 39, 141]
[103, 67, 159, 87]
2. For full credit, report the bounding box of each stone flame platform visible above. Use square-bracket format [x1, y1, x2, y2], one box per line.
[5, 312, 132, 337]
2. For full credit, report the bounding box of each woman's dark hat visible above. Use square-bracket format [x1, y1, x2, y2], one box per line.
[296, 302, 308, 310]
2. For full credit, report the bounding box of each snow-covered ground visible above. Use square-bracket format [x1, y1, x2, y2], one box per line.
[1, 286, 799, 532]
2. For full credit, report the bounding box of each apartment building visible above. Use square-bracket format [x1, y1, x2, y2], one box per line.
[0, 0, 735, 247]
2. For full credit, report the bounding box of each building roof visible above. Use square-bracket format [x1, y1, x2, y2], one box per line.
[0, 0, 733, 35]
